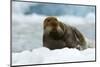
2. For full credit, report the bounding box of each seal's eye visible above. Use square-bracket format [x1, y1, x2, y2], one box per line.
[47, 19, 50, 22]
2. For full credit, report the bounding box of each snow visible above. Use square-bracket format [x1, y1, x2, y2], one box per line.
[12, 5, 95, 66]
[12, 2, 95, 66]
[85, 13, 95, 23]
[12, 47, 95, 65]
[12, 13, 95, 52]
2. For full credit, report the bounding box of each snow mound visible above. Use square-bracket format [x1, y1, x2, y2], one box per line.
[12, 47, 95, 66]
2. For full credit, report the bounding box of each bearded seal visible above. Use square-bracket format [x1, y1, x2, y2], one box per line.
[43, 16, 87, 50]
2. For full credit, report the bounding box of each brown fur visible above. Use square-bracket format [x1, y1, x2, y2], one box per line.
[43, 16, 87, 50]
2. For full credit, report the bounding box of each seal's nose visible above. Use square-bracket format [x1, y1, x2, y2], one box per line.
[50, 21, 58, 27]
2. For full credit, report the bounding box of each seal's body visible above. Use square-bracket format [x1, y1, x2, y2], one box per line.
[43, 16, 87, 50]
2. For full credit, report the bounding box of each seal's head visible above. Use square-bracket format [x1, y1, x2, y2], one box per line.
[43, 16, 64, 40]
